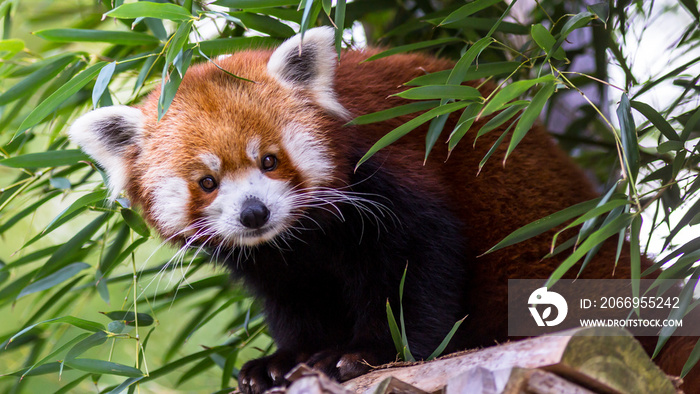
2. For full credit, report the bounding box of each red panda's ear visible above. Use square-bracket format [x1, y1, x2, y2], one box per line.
[267, 26, 349, 120]
[68, 105, 144, 200]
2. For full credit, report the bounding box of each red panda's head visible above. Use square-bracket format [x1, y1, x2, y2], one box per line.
[69, 27, 350, 247]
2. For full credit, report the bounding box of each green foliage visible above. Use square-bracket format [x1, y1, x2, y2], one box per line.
[0, 0, 699, 392]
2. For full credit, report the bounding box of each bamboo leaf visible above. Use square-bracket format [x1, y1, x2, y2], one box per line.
[92, 62, 116, 109]
[0, 150, 90, 168]
[631, 100, 679, 141]
[531, 24, 566, 61]
[440, 0, 503, 25]
[484, 197, 602, 255]
[616, 93, 639, 182]
[545, 213, 634, 287]
[480, 75, 555, 118]
[214, 0, 299, 7]
[448, 103, 484, 151]
[505, 81, 555, 160]
[653, 268, 700, 358]
[427, 315, 466, 360]
[9, 316, 105, 344]
[121, 209, 151, 238]
[64, 359, 144, 377]
[18, 62, 108, 136]
[18, 262, 89, 299]
[405, 62, 520, 86]
[0, 54, 75, 106]
[356, 101, 471, 169]
[34, 29, 161, 46]
[363, 38, 463, 62]
[105, 2, 192, 21]
[393, 85, 481, 101]
[348, 101, 439, 125]
[100, 311, 155, 327]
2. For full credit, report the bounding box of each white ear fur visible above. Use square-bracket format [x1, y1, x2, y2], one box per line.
[267, 26, 349, 120]
[68, 105, 144, 200]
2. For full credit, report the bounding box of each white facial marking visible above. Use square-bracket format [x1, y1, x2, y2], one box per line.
[282, 123, 333, 186]
[199, 153, 221, 173]
[151, 176, 189, 235]
[246, 137, 260, 163]
[204, 169, 293, 246]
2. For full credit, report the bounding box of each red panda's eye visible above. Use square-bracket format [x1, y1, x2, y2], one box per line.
[261, 154, 278, 171]
[199, 176, 217, 192]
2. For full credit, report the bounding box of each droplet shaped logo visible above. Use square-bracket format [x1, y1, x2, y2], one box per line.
[528, 287, 568, 327]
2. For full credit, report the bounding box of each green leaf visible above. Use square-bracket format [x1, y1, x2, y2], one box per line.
[616, 93, 640, 183]
[166, 21, 193, 67]
[356, 101, 471, 169]
[214, 0, 299, 7]
[545, 213, 634, 287]
[386, 300, 403, 356]
[364, 38, 463, 62]
[107, 376, 144, 394]
[18, 62, 109, 136]
[475, 102, 526, 141]
[587, 2, 609, 24]
[34, 29, 160, 46]
[37, 212, 111, 278]
[45, 190, 108, 233]
[0, 54, 75, 106]
[393, 85, 481, 101]
[477, 119, 514, 172]
[531, 24, 566, 61]
[65, 331, 108, 360]
[21, 333, 90, 378]
[440, 0, 503, 25]
[54, 374, 91, 394]
[448, 37, 494, 85]
[405, 62, 520, 86]
[0, 38, 24, 59]
[9, 316, 105, 344]
[0, 190, 61, 234]
[64, 358, 144, 377]
[100, 311, 155, 326]
[102, 237, 148, 277]
[427, 315, 466, 360]
[18, 262, 89, 299]
[484, 197, 603, 254]
[158, 49, 192, 120]
[230, 12, 295, 38]
[448, 103, 484, 151]
[653, 269, 700, 358]
[629, 215, 642, 300]
[480, 75, 555, 118]
[348, 101, 439, 125]
[657, 140, 685, 153]
[550, 12, 596, 57]
[334, 0, 346, 56]
[197, 37, 279, 57]
[121, 208, 150, 237]
[0, 149, 90, 168]
[92, 62, 116, 109]
[398, 264, 414, 362]
[681, 339, 700, 378]
[505, 82, 555, 160]
[105, 2, 192, 21]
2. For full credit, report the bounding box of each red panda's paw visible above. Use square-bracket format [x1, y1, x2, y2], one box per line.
[306, 350, 373, 382]
[238, 351, 299, 394]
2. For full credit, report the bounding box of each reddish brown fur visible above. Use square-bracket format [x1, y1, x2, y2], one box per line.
[126, 48, 698, 390]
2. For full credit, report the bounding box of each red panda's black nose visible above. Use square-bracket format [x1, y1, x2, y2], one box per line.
[240, 199, 270, 229]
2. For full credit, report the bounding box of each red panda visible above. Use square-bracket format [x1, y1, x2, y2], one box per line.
[69, 27, 698, 393]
